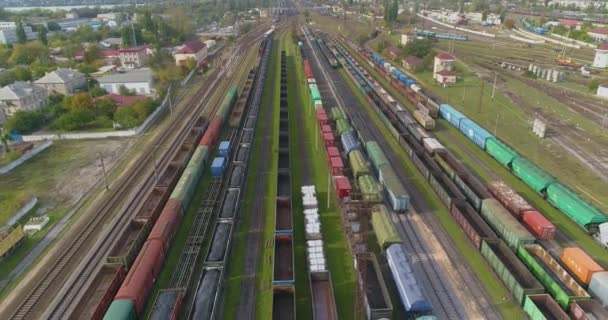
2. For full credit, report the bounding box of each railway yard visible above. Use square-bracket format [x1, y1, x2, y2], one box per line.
[3, 1, 608, 320]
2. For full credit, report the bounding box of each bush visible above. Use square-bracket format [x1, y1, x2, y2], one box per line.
[53, 108, 95, 131]
[114, 105, 140, 128]
[4, 150, 22, 162]
[4, 110, 46, 134]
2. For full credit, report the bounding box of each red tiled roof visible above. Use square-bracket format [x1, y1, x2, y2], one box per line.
[597, 44, 608, 50]
[559, 19, 581, 27]
[436, 52, 454, 60]
[437, 70, 456, 76]
[119, 45, 151, 53]
[102, 49, 120, 57]
[176, 40, 206, 54]
[403, 55, 423, 66]
[589, 28, 608, 35]
[96, 93, 146, 106]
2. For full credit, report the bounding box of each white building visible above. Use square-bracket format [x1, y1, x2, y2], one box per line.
[0, 82, 49, 119]
[548, 0, 608, 9]
[119, 46, 153, 69]
[98, 68, 154, 96]
[593, 44, 608, 68]
[0, 22, 37, 45]
[175, 40, 208, 67]
[588, 28, 608, 42]
[597, 83, 608, 98]
[433, 53, 456, 84]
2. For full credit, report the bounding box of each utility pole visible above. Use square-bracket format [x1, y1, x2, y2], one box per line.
[491, 73, 497, 99]
[477, 79, 485, 113]
[99, 152, 109, 190]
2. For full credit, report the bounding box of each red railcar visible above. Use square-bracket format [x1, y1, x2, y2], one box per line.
[487, 181, 535, 219]
[323, 132, 335, 147]
[334, 176, 352, 198]
[321, 125, 332, 134]
[114, 239, 166, 315]
[522, 211, 556, 240]
[148, 200, 183, 249]
[329, 157, 344, 176]
[199, 117, 222, 147]
[317, 113, 329, 126]
[326, 146, 340, 158]
[303, 59, 314, 79]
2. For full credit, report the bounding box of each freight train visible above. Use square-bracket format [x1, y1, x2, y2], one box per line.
[519, 17, 548, 35]
[301, 33, 435, 318]
[103, 86, 239, 319]
[344, 37, 608, 247]
[330, 35, 608, 317]
[415, 29, 468, 41]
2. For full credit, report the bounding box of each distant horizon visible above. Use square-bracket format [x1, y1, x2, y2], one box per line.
[2, 3, 145, 12]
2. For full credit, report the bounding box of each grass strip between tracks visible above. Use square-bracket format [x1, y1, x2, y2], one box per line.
[336, 64, 525, 319]
[339, 40, 608, 265]
[223, 30, 280, 319]
[293, 34, 357, 319]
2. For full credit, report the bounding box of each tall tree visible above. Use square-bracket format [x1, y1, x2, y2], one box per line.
[16, 20, 27, 44]
[37, 25, 48, 45]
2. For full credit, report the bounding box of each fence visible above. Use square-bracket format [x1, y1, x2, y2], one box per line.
[0, 141, 53, 175]
[6, 197, 38, 226]
[21, 88, 173, 142]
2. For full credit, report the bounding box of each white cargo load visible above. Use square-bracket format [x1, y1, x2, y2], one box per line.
[423, 138, 445, 155]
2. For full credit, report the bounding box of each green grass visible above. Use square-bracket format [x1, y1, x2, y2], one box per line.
[223, 30, 281, 320]
[293, 34, 357, 320]
[255, 29, 282, 320]
[285, 34, 313, 319]
[339, 41, 608, 264]
[336, 64, 525, 319]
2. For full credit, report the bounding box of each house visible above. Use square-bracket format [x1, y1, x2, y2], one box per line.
[433, 53, 456, 84]
[0, 22, 37, 45]
[559, 19, 583, 30]
[100, 37, 122, 48]
[593, 44, 608, 68]
[403, 56, 423, 70]
[588, 28, 608, 42]
[175, 40, 208, 67]
[34, 68, 86, 95]
[56, 18, 101, 32]
[98, 68, 154, 95]
[96, 93, 146, 106]
[101, 49, 121, 65]
[435, 70, 457, 84]
[119, 46, 153, 69]
[92, 65, 118, 78]
[0, 82, 49, 118]
[386, 46, 402, 60]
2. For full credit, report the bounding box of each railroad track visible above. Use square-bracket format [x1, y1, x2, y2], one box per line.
[305, 29, 495, 319]
[6, 23, 272, 320]
[10, 70, 223, 320]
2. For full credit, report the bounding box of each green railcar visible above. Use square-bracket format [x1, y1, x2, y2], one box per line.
[546, 183, 608, 229]
[348, 150, 370, 178]
[216, 86, 238, 121]
[480, 240, 544, 306]
[170, 145, 209, 206]
[517, 244, 590, 309]
[358, 175, 382, 202]
[309, 84, 321, 101]
[479, 199, 535, 249]
[371, 205, 401, 249]
[330, 107, 346, 121]
[511, 158, 554, 193]
[523, 294, 570, 320]
[485, 138, 519, 168]
[104, 300, 136, 320]
[365, 141, 389, 171]
[336, 118, 353, 135]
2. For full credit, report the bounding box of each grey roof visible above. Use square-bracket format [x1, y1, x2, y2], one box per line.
[98, 68, 153, 84]
[0, 82, 47, 100]
[35, 68, 84, 85]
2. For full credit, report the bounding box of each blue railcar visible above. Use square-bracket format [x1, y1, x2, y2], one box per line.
[458, 118, 494, 149]
[439, 104, 466, 128]
[341, 130, 362, 155]
[404, 79, 415, 88]
[211, 157, 226, 177]
[386, 244, 433, 313]
[398, 74, 409, 83]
